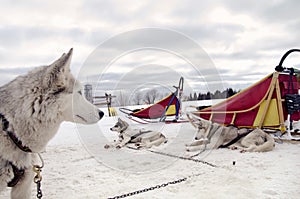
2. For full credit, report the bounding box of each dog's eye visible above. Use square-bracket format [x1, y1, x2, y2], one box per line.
[78, 91, 82, 95]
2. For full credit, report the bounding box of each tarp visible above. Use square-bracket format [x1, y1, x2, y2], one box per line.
[193, 72, 300, 131]
[130, 93, 180, 119]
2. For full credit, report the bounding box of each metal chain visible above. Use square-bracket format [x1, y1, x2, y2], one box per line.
[148, 150, 217, 168]
[107, 177, 187, 199]
[35, 180, 43, 199]
[33, 165, 43, 199]
[107, 150, 218, 199]
[33, 153, 44, 199]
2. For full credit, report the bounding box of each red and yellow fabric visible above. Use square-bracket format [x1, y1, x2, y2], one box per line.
[131, 93, 180, 119]
[193, 72, 300, 130]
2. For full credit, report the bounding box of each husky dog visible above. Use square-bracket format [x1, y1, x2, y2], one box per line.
[186, 117, 275, 153]
[0, 49, 104, 198]
[105, 118, 167, 149]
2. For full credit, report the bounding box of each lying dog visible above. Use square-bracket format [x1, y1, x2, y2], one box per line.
[104, 118, 167, 149]
[0, 49, 104, 198]
[186, 116, 275, 153]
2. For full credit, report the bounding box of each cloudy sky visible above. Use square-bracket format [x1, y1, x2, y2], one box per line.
[1, 0, 300, 97]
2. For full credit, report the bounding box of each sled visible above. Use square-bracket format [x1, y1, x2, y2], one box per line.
[189, 49, 300, 140]
[120, 77, 185, 124]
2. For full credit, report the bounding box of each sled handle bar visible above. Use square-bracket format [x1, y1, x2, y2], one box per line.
[173, 76, 184, 96]
[275, 49, 300, 72]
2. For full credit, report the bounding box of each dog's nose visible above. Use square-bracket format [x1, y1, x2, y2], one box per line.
[99, 111, 104, 119]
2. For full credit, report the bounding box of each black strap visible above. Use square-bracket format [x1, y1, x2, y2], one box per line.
[0, 113, 32, 153]
[219, 130, 251, 148]
[7, 163, 25, 187]
[131, 130, 152, 140]
[0, 113, 9, 130]
[7, 131, 32, 152]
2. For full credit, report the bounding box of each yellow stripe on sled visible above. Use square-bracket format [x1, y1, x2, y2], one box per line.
[165, 105, 176, 116]
[253, 99, 279, 127]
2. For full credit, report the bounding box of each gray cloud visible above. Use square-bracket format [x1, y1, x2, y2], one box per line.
[0, 0, 299, 93]
[0, 25, 90, 47]
[223, 0, 300, 24]
[171, 23, 245, 45]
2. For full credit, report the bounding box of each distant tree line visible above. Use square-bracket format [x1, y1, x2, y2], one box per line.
[187, 88, 239, 101]
[111, 88, 240, 106]
[133, 88, 162, 105]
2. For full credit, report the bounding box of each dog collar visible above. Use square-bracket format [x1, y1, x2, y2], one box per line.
[0, 113, 32, 153]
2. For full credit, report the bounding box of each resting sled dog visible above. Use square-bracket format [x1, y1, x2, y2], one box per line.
[186, 116, 275, 153]
[105, 118, 167, 149]
[0, 49, 104, 199]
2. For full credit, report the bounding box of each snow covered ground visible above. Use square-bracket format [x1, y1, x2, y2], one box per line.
[1, 100, 300, 198]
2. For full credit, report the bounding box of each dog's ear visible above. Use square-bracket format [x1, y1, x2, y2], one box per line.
[118, 118, 122, 123]
[44, 48, 73, 91]
[118, 118, 129, 128]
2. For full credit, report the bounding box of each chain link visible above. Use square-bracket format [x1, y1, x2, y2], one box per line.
[107, 150, 218, 199]
[33, 165, 43, 199]
[107, 177, 187, 199]
[148, 150, 217, 168]
[35, 180, 43, 199]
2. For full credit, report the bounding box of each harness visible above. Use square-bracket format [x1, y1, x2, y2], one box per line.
[131, 130, 152, 140]
[119, 124, 152, 141]
[7, 163, 25, 187]
[219, 129, 251, 148]
[0, 113, 33, 187]
[0, 113, 32, 153]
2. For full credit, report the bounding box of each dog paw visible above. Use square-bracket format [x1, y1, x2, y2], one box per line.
[240, 149, 247, 153]
[229, 146, 238, 150]
[104, 144, 110, 149]
[116, 145, 122, 149]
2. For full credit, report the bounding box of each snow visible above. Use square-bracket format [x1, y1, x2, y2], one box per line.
[1, 100, 300, 198]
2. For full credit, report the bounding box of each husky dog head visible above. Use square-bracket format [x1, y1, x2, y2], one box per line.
[46, 49, 105, 124]
[0, 48, 104, 151]
[189, 118, 209, 140]
[39, 48, 104, 124]
[110, 118, 129, 133]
